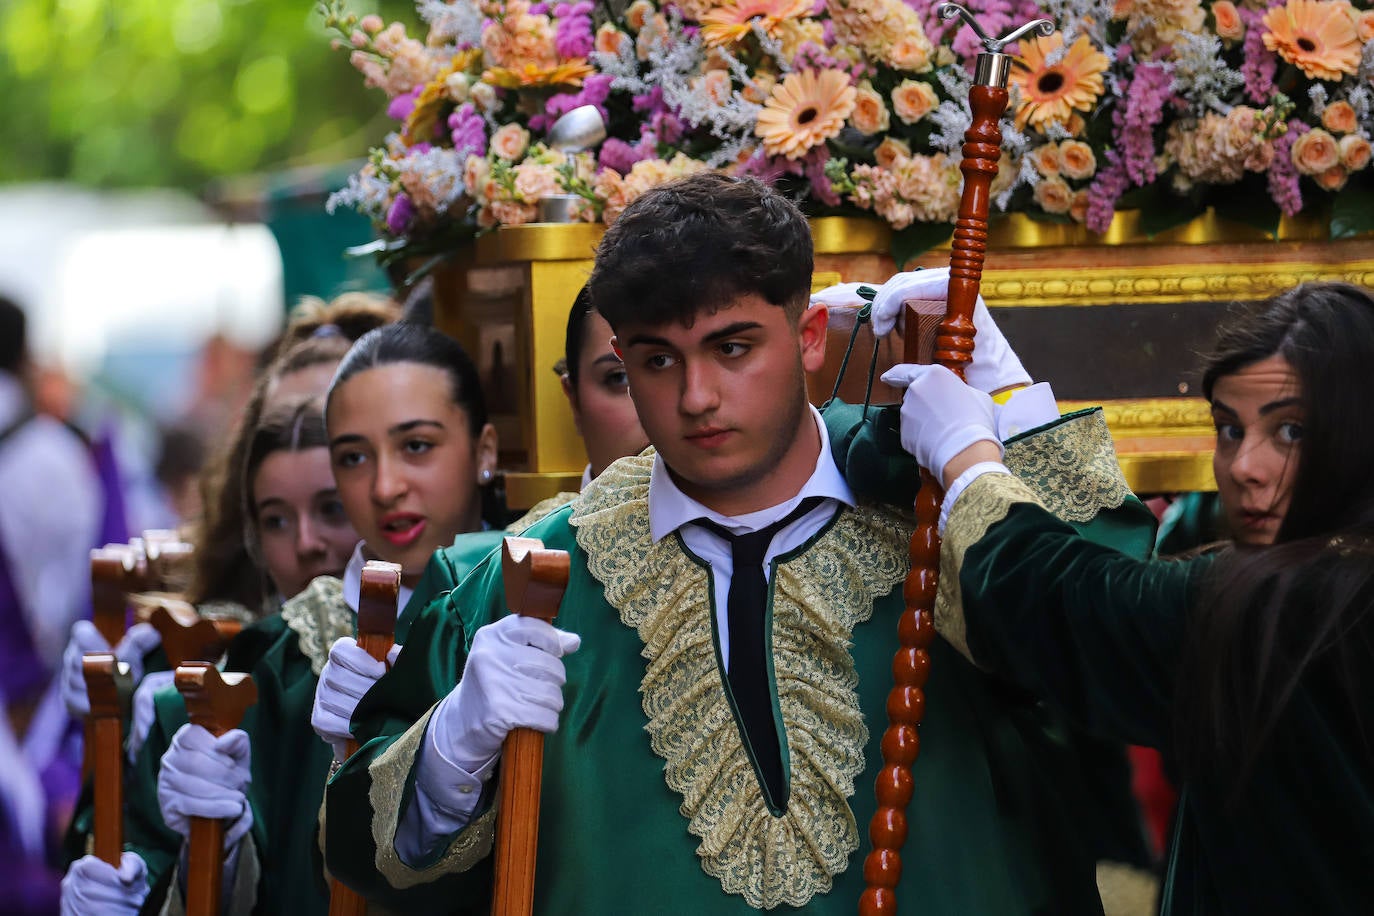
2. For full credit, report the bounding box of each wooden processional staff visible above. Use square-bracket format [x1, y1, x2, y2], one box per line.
[174, 663, 259, 916]
[858, 6, 1054, 914]
[328, 560, 404, 916]
[491, 537, 571, 916]
[83, 654, 132, 868]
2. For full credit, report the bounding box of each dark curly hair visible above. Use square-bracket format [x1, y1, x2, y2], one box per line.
[588, 173, 813, 331]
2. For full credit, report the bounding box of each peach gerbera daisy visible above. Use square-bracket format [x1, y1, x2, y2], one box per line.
[1010, 32, 1109, 132]
[755, 68, 856, 160]
[1261, 0, 1363, 81]
[700, 0, 815, 47]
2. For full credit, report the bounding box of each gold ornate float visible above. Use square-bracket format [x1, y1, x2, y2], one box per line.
[431, 211, 1374, 506]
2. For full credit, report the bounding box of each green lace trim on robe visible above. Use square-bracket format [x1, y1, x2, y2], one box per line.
[368, 707, 497, 888]
[935, 473, 1046, 662]
[196, 600, 260, 624]
[281, 576, 353, 676]
[569, 451, 912, 909]
[505, 491, 578, 533]
[1003, 408, 1130, 523]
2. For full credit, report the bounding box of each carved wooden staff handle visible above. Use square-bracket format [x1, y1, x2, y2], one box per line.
[83, 655, 132, 866]
[859, 7, 1053, 914]
[329, 560, 403, 916]
[491, 537, 571, 916]
[149, 604, 231, 669]
[175, 663, 259, 916]
[85, 547, 136, 782]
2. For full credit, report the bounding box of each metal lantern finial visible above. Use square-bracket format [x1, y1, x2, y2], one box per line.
[937, 3, 1055, 87]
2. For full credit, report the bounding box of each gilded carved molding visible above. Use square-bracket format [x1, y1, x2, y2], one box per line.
[1058, 398, 1212, 435]
[979, 261, 1374, 308]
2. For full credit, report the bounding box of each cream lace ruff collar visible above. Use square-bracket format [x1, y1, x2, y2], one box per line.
[570, 451, 911, 909]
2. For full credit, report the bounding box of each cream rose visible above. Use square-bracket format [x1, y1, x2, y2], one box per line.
[1359, 9, 1374, 41]
[888, 37, 933, 72]
[1315, 165, 1348, 191]
[595, 23, 628, 55]
[1321, 101, 1359, 135]
[1291, 128, 1341, 175]
[1033, 143, 1062, 176]
[1069, 189, 1090, 223]
[891, 79, 939, 124]
[850, 84, 891, 135]
[1339, 134, 1372, 171]
[1212, 0, 1245, 40]
[875, 137, 911, 169]
[490, 123, 531, 161]
[625, 0, 655, 32]
[1059, 140, 1098, 179]
[1033, 175, 1073, 214]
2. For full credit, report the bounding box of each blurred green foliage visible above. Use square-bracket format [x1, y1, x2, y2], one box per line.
[0, 0, 415, 188]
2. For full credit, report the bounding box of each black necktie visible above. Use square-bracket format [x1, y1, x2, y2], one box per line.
[695, 496, 825, 812]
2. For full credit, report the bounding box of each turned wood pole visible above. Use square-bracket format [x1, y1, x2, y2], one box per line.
[82, 654, 132, 866]
[858, 7, 1053, 913]
[84, 547, 135, 781]
[491, 537, 571, 916]
[328, 560, 403, 916]
[174, 663, 258, 916]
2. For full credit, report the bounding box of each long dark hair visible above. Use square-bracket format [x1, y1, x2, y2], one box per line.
[327, 322, 488, 436]
[185, 297, 398, 608]
[1177, 282, 1374, 790]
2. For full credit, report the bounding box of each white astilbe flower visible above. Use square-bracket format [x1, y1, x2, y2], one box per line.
[419, 0, 484, 48]
[638, 23, 763, 158]
[1172, 32, 1241, 115]
[751, 21, 790, 73]
[328, 167, 395, 221]
[400, 146, 469, 214]
[1342, 83, 1373, 133]
[1307, 83, 1330, 118]
[927, 67, 974, 154]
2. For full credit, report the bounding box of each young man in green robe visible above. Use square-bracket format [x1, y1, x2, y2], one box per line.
[324, 173, 1155, 913]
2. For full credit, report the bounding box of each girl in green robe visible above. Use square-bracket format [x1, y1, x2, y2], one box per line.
[116, 323, 504, 915]
[903, 281, 1374, 914]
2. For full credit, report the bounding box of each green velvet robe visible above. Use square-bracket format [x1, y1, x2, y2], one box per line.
[939, 471, 1374, 915]
[324, 409, 1156, 914]
[121, 530, 508, 915]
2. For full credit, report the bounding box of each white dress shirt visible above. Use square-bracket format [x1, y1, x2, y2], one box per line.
[341, 542, 414, 618]
[648, 405, 854, 669]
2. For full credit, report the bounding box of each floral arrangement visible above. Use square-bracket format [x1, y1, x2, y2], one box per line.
[321, 0, 1374, 266]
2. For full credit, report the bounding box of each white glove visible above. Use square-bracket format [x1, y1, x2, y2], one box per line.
[425, 615, 581, 780]
[871, 268, 1031, 394]
[61, 852, 148, 915]
[881, 364, 1002, 481]
[60, 620, 162, 717]
[127, 670, 178, 764]
[157, 724, 254, 852]
[808, 282, 873, 310]
[312, 638, 403, 761]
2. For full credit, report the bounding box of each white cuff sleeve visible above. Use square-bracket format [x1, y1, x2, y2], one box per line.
[939, 462, 1011, 534]
[396, 724, 499, 864]
[994, 382, 1058, 440]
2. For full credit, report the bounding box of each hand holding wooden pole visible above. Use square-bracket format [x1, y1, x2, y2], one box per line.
[174, 663, 258, 916]
[858, 7, 1053, 914]
[491, 537, 570, 916]
[83, 654, 132, 866]
[328, 560, 402, 916]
